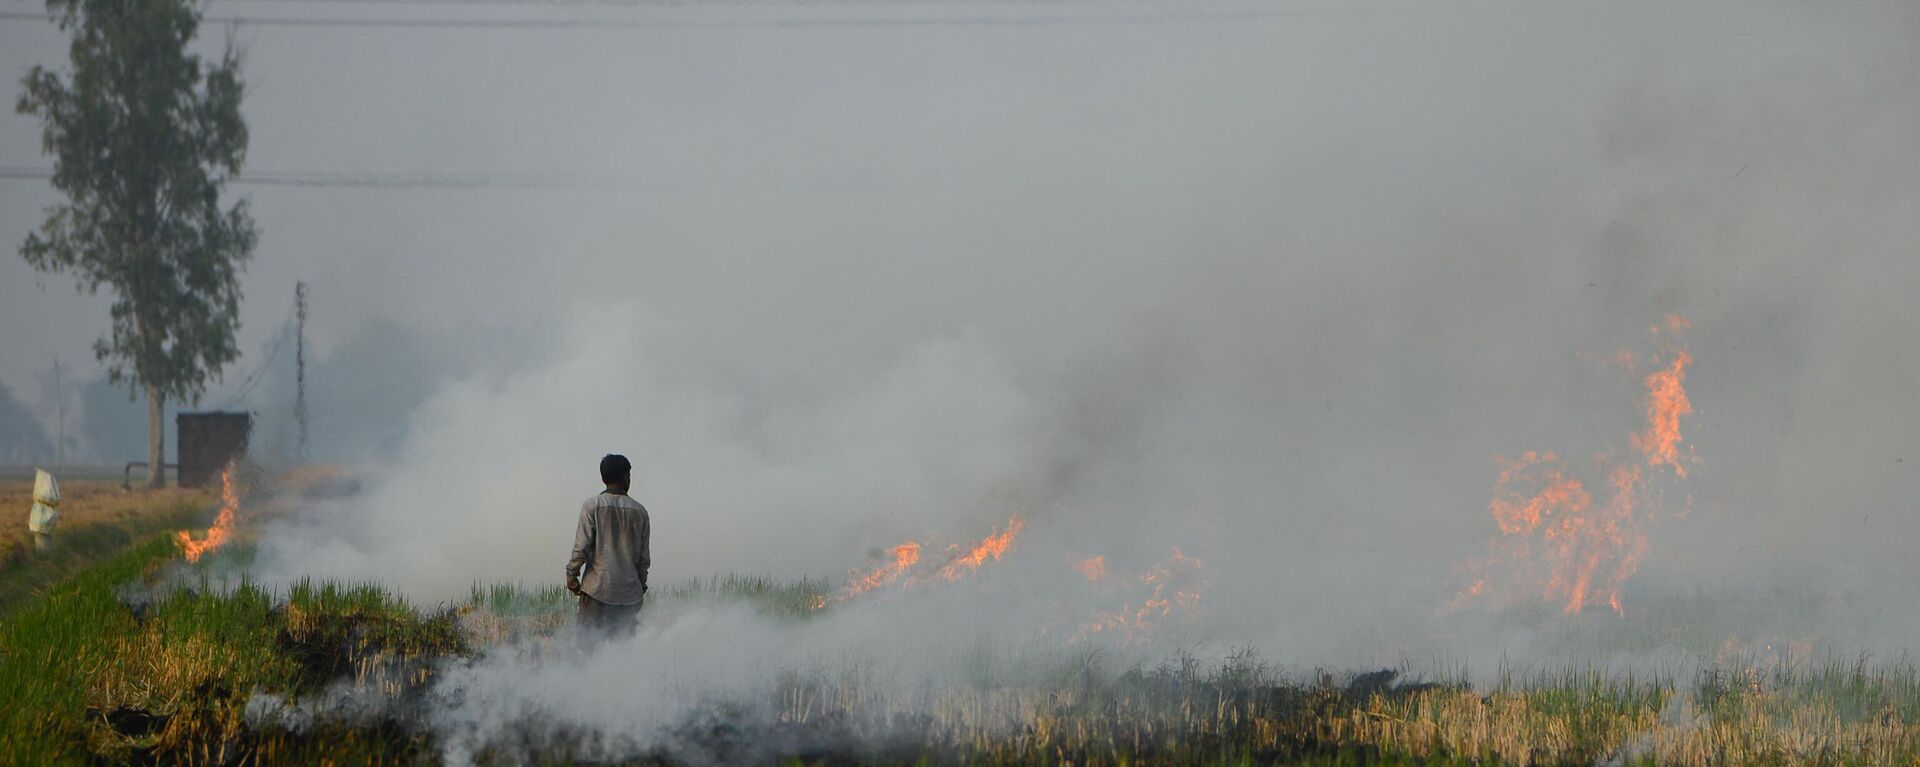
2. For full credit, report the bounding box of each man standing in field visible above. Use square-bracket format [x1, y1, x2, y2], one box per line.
[566, 454, 650, 640]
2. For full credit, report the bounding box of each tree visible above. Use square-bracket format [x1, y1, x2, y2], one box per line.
[17, 0, 256, 487]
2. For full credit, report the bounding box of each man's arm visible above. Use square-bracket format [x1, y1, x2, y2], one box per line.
[566, 503, 595, 594]
[636, 509, 650, 592]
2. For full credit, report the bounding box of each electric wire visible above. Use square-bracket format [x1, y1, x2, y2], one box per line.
[0, 6, 1328, 29]
[220, 304, 297, 409]
[0, 166, 584, 189]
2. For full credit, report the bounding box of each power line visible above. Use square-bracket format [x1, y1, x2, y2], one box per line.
[0, 166, 585, 188]
[0, 6, 1319, 29]
[212, 0, 1174, 6]
[221, 302, 297, 409]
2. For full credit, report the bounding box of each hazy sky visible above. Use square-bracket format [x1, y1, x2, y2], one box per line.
[2, 0, 1881, 393]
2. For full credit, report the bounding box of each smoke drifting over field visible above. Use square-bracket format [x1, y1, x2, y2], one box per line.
[196, 0, 1920, 756]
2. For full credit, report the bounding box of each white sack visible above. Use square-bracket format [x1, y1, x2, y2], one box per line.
[28, 468, 59, 534]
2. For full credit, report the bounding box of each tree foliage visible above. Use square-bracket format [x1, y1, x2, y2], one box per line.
[17, 0, 256, 406]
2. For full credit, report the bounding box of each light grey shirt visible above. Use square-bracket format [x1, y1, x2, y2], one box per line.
[566, 491, 651, 605]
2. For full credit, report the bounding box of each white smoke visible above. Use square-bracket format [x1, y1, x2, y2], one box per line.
[213, 0, 1920, 755]
[252, 305, 1048, 600]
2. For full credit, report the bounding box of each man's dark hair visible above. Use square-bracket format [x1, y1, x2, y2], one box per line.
[600, 454, 632, 485]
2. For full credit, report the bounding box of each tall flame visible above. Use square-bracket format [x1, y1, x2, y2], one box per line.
[1632, 329, 1695, 476]
[1454, 319, 1694, 615]
[177, 467, 239, 564]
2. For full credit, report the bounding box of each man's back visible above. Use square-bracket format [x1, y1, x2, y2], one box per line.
[568, 491, 651, 606]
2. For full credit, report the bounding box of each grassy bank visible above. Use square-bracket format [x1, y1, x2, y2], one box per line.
[0, 481, 212, 613]
[0, 536, 465, 764]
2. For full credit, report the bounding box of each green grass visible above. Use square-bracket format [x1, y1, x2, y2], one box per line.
[0, 536, 464, 764]
[0, 535, 176, 763]
[468, 580, 572, 616]
[4, 543, 1919, 765]
[656, 572, 830, 618]
[464, 572, 830, 621]
[0, 494, 204, 615]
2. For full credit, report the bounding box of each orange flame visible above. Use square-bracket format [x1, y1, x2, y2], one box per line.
[1075, 555, 1107, 583]
[843, 541, 921, 598]
[832, 517, 1208, 647]
[938, 515, 1025, 581]
[1454, 319, 1694, 615]
[1488, 451, 1589, 536]
[1632, 348, 1694, 478]
[837, 515, 1028, 602]
[177, 467, 239, 564]
[1077, 547, 1207, 644]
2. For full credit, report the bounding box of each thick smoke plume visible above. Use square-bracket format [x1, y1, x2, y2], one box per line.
[209, 0, 1920, 756]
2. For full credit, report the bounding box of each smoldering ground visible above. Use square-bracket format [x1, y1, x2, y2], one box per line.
[98, 0, 1917, 758]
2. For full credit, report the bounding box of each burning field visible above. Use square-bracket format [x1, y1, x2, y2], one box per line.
[3, 319, 1919, 767]
[7, 510, 1920, 765]
[6, 0, 1920, 760]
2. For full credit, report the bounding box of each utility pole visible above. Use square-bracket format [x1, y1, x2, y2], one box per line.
[295, 281, 309, 463]
[52, 356, 64, 467]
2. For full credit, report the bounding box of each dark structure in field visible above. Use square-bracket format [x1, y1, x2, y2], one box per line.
[176, 412, 251, 488]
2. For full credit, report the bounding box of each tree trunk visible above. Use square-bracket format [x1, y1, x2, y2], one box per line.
[146, 383, 165, 488]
